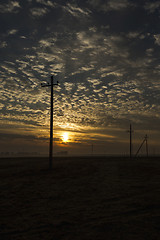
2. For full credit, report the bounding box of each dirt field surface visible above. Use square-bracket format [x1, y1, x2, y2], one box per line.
[0, 156, 160, 240]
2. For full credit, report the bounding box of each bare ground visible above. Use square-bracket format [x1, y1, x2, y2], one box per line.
[0, 156, 160, 240]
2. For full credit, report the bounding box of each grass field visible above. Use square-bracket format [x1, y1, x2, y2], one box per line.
[0, 156, 160, 240]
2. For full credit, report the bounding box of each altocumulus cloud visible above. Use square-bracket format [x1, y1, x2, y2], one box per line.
[0, 0, 160, 154]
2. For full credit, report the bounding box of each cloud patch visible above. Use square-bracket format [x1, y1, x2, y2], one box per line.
[0, 1, 21, 13]
[30, 7, 48, 17]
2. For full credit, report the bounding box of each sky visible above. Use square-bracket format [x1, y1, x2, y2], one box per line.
[0, 0, 160, 156]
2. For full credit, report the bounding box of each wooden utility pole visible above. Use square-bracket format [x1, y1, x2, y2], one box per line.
[41, 76, 58, 169]
[145, 134, 148, 157]
[127, 124, 133, 159]
[91, 144, 93, 155]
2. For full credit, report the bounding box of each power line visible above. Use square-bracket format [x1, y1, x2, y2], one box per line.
[135, 134, 148, 157]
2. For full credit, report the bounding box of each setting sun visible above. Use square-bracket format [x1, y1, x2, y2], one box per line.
[62, 132, 69, 142]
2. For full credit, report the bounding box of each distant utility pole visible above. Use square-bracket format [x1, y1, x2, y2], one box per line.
[41, 76, 58, 169]
[91, 144, 93, 155]
[146, 134, 148, 157]
[135, 134, 148, 157]
[127, 124, 133, 159]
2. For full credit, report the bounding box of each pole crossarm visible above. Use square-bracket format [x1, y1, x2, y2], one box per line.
[41, 83, 50, 87]
[41, 82, 58, 87]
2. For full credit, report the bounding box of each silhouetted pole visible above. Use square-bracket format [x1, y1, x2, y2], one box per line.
[145, 134, 148, 157]
[91, 144, 93, 155]
[49, 76, 54, 169]
[127, 124, 133, 159]
[41, 76, 58, 169]
[130, 124, 132, 158]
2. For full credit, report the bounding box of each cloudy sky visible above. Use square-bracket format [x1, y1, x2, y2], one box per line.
[0, 0, 160, 156]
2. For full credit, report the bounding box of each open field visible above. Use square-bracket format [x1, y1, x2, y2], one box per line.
[0, 156, 160, 240]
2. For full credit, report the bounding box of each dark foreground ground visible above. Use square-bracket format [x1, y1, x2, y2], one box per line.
[0, 156, 160, 240]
